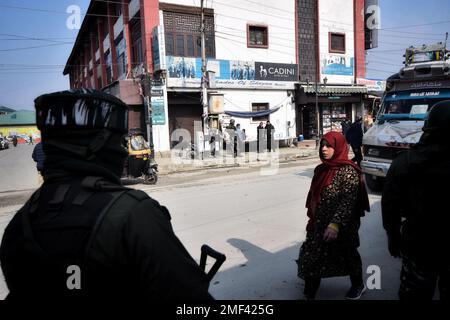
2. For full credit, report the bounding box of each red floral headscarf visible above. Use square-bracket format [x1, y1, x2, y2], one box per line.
[305, 131, 370, 230]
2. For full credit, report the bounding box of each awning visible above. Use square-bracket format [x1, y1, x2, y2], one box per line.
[301, 85, 368, 94]
[225, 106, 280, 118]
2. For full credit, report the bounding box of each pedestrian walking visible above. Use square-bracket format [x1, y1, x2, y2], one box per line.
[0, 89, 212, 301]
[297, 131, 370, 300]
[381, 101, 450, 300]
[12, 135, 18, 147]
[28, 134, 33, 145]
[345, 117, 364, 166]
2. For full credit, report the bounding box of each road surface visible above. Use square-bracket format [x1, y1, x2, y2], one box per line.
[0, 160, 402, 300]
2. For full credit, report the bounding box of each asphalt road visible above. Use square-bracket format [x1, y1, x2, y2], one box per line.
[0, 159, 402, 300]
[0, 144, 39, 193]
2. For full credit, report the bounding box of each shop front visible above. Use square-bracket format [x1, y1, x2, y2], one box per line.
[296, 85, 367, 139]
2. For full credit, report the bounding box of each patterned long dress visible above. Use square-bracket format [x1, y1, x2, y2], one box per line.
[297, 165, 362, 280]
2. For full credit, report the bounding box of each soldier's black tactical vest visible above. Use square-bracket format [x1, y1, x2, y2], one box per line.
[0, 176, 149, 300]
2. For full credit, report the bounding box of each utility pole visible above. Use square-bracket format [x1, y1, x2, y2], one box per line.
[315, 81, 320, 147]
[200, 0, 208, 140]
[144, 74, 155, 159]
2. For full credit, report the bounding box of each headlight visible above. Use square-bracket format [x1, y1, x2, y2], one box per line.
[368, 148, 380, 157]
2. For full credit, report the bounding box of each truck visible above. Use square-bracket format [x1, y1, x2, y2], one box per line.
[361, 42, 450, 191]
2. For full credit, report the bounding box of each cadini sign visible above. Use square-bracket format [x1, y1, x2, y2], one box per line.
[166, 56, 298, 89]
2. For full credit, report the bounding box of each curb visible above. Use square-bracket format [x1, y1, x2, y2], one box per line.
[0, 150, 319, 195]
[156, 150, 319, 175]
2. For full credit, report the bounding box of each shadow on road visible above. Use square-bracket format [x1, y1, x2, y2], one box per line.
[208, 200, 402, 300]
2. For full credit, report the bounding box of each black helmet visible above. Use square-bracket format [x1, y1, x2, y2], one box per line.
[35, 89, 128, 134]
[423, 100, 450, 134]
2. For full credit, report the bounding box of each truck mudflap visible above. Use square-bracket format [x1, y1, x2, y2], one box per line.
[361, 159, 391, 177]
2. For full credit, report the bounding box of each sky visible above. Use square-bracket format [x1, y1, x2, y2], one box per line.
[0, 0, 450, 110]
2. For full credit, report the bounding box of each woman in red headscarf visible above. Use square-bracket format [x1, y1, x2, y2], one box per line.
[297, 131, 370, 300]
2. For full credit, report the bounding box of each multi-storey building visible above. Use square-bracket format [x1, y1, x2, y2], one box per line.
[64, 0, 373, 150]
[296, 0, 368, 139]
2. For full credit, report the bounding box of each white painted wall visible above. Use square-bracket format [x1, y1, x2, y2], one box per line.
[217, 89, 296, 141]
[161, 0, 296, 64]
[319, 0, 355, 84]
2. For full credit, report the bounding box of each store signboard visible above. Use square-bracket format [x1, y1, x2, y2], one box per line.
[150, 85, 165, 125]
[357, 78, 386, 91]
[166, 56, 297, 89]
[151, 96, 166, 125]
[152, 25, 166, 72]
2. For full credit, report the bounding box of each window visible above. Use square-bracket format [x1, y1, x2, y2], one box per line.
[166, 33, 174, 56]
[115, 34, 127, 78]
[248, 25, 268, 48]
[163, 10, 215, 58]
[205, 36, 214, 57]
[165, 33, 214, 58]
[130, 17, 143, 67]
[186, 35, 194, 57]
[117, 53, 126, 78]
[252, 103, 269, 122]
[115, 3, 122, 18]
[329, 32, 346, 53]
[176, 35, 185, 56]
[105, 50, 112, 84]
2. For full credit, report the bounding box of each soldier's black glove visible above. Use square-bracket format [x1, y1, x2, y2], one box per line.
[387, 234, 401, 258]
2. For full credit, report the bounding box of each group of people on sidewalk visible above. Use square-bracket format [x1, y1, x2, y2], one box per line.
[211, 119, 276, 158]
[0, 89, 447, 301]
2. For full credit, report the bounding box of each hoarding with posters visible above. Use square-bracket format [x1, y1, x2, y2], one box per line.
[165, 56, 298, 89]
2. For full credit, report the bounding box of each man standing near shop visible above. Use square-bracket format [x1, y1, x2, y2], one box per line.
[265, 120, 275, 152]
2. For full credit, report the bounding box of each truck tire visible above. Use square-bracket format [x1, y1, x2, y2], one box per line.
[365, 174, 384, 192]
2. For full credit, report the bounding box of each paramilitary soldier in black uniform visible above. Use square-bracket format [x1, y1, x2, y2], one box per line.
[382, 100, 450, 300]
[0, 89, 212, 300]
